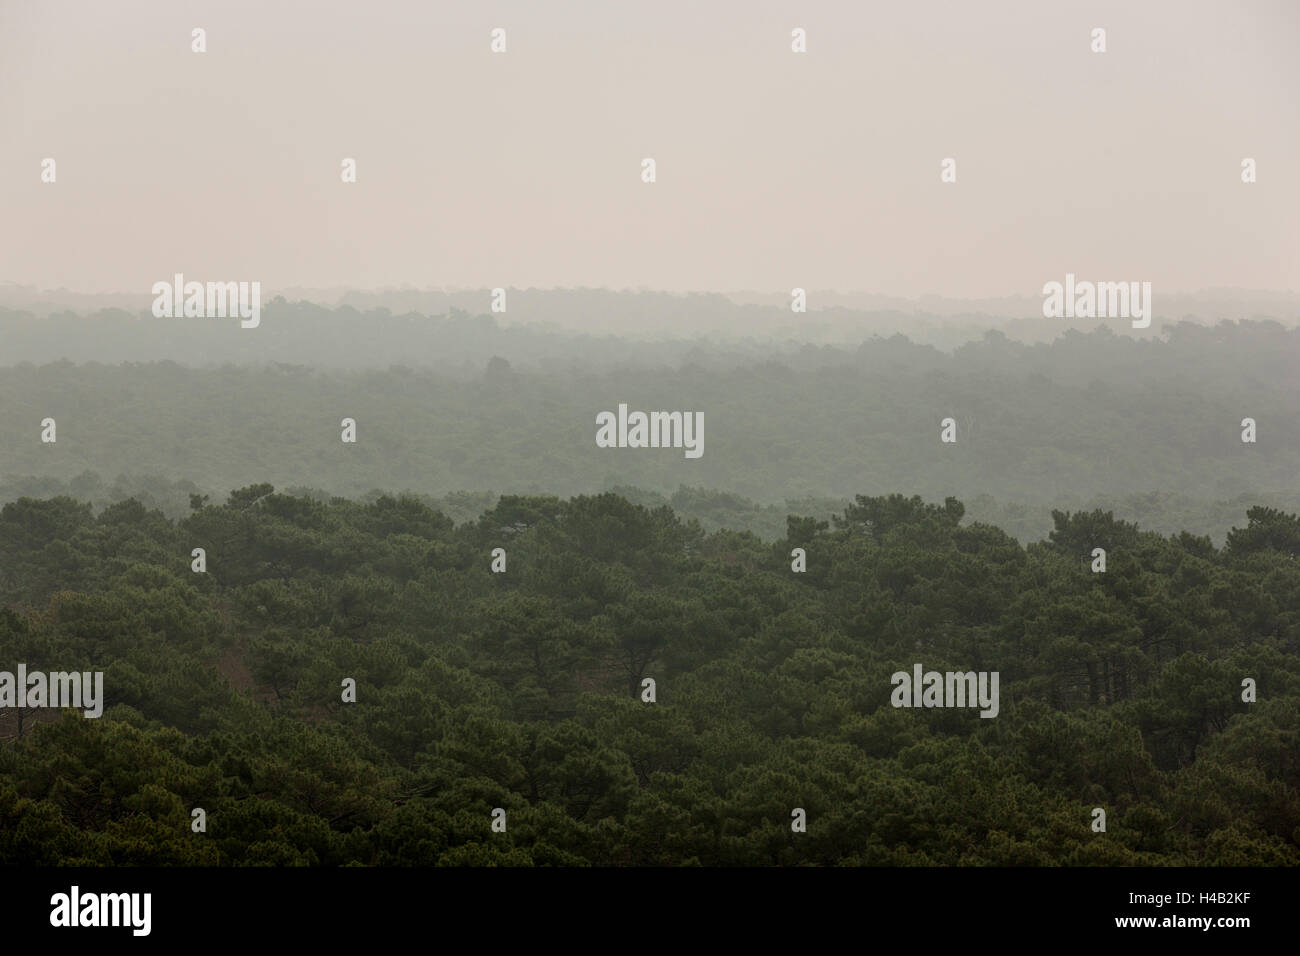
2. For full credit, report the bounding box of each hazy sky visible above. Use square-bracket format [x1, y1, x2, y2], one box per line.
[1, 0, 1296, 298]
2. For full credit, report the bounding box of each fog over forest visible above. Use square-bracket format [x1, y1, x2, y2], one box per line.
[1, 290, 1296, 544]
[2, 0, 1297, 894]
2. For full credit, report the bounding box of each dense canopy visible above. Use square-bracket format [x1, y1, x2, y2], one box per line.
[1, 489, 1296, 865]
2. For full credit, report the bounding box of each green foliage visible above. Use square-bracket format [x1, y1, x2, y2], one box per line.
[1, 489, 1297, 866]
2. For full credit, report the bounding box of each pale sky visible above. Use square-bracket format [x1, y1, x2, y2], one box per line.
[1, 0, 1296, 298]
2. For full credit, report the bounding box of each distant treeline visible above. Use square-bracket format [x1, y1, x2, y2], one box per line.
[1, 320, 1296, 542]
[2, 472, 1299, 547]
[1, 290, 1244, 365]
[0, 298, 1294, 368]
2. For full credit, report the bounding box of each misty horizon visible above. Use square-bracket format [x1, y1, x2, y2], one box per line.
[3, 0, 1296, 298]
